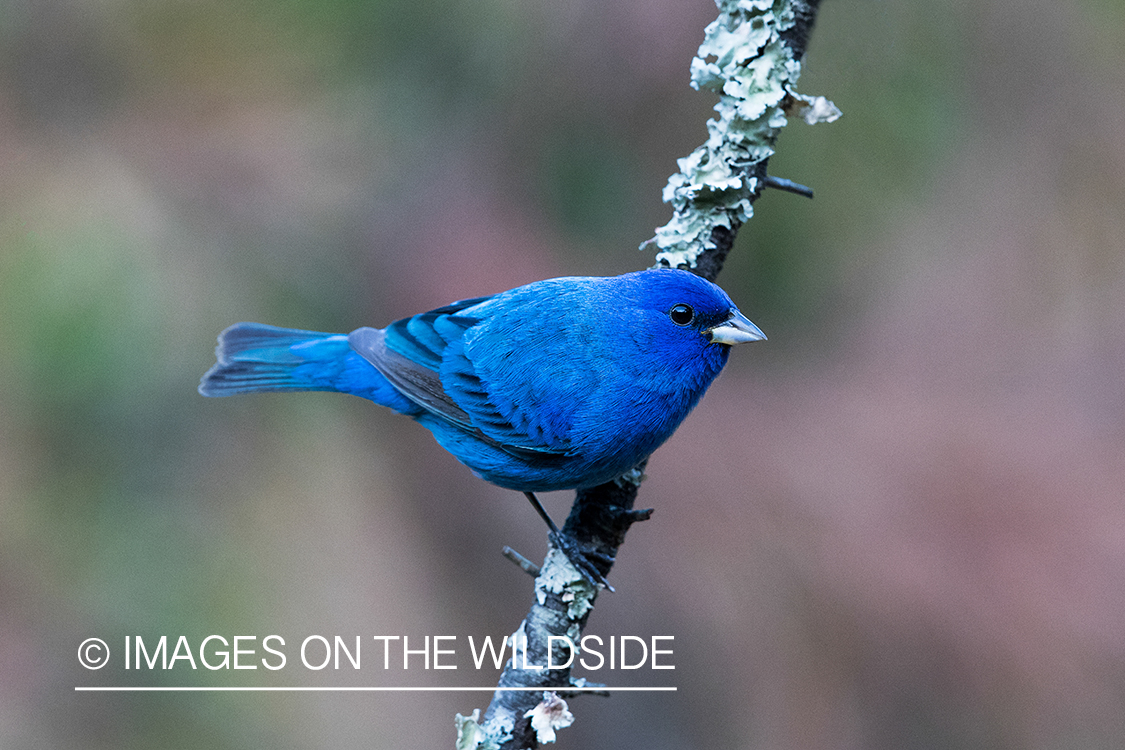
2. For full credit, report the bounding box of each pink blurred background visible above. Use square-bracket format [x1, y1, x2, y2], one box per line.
[2, 0, 1124, 747]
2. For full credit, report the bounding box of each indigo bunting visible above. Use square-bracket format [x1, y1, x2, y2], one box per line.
[200, 268, 764, 584]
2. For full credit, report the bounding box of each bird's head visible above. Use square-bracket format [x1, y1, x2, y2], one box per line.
[620, 268, 765, 357]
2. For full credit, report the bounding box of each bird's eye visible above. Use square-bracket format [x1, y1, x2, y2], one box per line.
[669, 304, 695, 326]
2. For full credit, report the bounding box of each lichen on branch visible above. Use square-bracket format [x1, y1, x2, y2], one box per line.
[463, 1, 831, 747]
[647, 0, 839, 271]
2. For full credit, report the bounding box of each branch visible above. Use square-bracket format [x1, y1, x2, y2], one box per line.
[645, 0, 838, 278]
[459, 1, 835, 747]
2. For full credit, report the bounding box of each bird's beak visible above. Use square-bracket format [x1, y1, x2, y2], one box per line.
[706, 309, 766, 345]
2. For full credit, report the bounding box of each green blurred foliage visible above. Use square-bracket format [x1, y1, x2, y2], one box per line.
[726, 0, 971, 358]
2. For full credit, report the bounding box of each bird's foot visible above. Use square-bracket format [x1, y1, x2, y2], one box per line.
[548, 530, 616, 592]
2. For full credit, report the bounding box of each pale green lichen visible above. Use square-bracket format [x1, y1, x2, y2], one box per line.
[785, 91, 843, 125]
[646, 0, 839, 270]
[615, 465, 646, 488]
[455, 709, 504, 750]
[535, 547, 597, 621]
[524, 692, 575, 745]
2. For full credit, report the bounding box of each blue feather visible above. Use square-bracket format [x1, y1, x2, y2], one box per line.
[200, 269, 764, 492]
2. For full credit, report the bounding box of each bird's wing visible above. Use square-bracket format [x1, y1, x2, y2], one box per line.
[440, 337, 577, 458]
[379, 297, 491, 370]
[348, 325, 474, 427]
[348, 298, 572, 461]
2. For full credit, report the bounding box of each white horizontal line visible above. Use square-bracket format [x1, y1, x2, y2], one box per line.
[75, 686, 676, 692]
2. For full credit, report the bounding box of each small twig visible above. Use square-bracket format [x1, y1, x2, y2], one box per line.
[502, 546, 541, 578]
[764, 175, 814, 198]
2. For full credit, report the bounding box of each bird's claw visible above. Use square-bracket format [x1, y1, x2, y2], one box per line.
[548, 531, 615, 592]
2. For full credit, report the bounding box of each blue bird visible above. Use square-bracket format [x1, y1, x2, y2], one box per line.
[200, 268, 764, 585]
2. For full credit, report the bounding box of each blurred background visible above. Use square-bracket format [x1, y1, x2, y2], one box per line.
[2, 0, 1124, 747]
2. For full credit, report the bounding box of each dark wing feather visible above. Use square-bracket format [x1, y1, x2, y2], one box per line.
[440, 340, 576, 458]
[382, 296, 490, 369]
[348, 326, 475, 427]
[349, 300, 571, 461]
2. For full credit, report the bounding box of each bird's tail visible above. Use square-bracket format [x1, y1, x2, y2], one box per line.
[199, 322, 355, 397]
